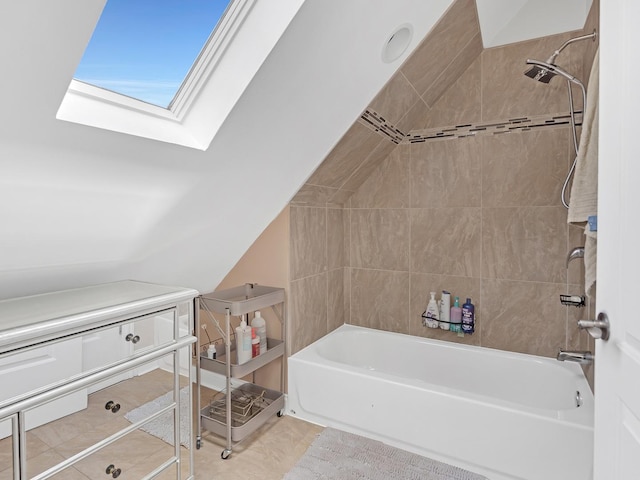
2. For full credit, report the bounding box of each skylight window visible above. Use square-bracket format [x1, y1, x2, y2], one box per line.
[74, 0, 233, 108]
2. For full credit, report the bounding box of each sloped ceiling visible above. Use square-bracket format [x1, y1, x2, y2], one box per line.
[0, 0, 594, 300]
[0, 0, 455, 300]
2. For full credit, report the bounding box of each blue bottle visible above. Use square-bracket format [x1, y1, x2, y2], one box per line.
[461, 297, 475, 334]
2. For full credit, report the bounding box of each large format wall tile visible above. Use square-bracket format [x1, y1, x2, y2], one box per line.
[350, 209, 410, 271]
[420, 32, 483, 110]
[410, 136, 481, 208]
[306, 122, 381, 188]
[482, 206, 567, 283]
[401, 0, 479, 99]
[414, 54, 482, 130]
[481, 128, 569, 207]
[290, 274, 327, 355]
[411, 207, 481, 276]
[350, 146, 410, 209]
[327, 268, 345, 333]
[350, 268, 410, 335]
[327, 207, 344, 270]
[340, 138, 397, 193]
[368, 72, 422, 127]
[291, 184, 338, 207]
[481, 278, 567, 357]
[290, 206, 326, 280]
[410, 273, 481, 345]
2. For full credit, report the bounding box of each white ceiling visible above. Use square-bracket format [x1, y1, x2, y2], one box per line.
[0, 0, 594, 300]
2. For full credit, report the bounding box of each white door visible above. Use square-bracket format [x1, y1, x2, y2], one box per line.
[594, 1, 640, 478]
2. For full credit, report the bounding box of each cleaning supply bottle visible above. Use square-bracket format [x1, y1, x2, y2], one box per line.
[462, 297, 475, 334]
[235, 315, 252, 364]
[251, 329, 260, 358]
[439, 291, 451, 330]
[450, 296, 462, 333]
[424, 292, 440, 328]
[251, 310, 267, 355]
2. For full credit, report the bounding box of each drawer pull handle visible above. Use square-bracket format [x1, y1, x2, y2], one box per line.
[125, 334, 140, 344]
[104, 401, 121, 413]
[106, 464, 122, 478]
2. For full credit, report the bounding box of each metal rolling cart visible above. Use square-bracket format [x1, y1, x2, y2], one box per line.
[195, 283, 286, 459]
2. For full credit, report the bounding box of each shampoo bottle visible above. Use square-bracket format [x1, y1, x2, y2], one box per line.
[235, 315, 252, 365]
[450, 296, 462, 333]
[251, 310, 267, 355]
[462, 297, 475, 334]
[424, 291, 440, 328]
[439, 291, 451, 330]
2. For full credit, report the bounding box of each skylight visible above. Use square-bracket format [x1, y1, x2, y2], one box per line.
[74, 0, 233, 108]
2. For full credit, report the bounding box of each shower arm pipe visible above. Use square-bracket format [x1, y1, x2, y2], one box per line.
[546, 30, 597, 64]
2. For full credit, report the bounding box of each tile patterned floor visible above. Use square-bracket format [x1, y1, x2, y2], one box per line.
[0, 369, 323, 479]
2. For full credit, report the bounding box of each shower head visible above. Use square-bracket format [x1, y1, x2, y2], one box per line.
[523, 30, 596, 84]
[524, 61, 557, 83]
[524, 59, 583, 86]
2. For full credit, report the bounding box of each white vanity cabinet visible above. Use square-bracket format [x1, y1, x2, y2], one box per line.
[0, 281, 198, 480]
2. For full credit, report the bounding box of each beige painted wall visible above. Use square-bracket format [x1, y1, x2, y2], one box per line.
[199, 206, 289, 391]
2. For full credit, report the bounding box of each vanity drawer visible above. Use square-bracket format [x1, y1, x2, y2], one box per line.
[0, 337, 86, 439]
[83, 309, 178, 392]
[26, 355, 187, 480]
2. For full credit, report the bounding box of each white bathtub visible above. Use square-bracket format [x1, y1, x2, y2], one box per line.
[287, 324, 593, 480]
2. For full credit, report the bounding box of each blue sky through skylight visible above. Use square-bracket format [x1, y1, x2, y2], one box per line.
[74, 0, 232, 108]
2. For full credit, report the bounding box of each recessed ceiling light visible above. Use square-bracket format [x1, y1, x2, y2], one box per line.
[382, 24, 413, 63]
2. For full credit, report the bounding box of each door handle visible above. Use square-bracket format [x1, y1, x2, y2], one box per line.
[578, 312, 610, 341]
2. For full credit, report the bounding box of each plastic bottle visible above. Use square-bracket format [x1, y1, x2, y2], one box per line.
[252, 333, 260, 358]
[424, 292, 440, 328]
[251, 311, 267, 355]
[462, 297, 475, 334]
[207, 344, 217, 360]
[450, 296, 462, 333]
[439, 291, 451, 330]
[235, 315, 252, 364]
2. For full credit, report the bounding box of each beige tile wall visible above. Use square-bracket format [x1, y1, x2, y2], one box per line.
[288, 0, 599, 361]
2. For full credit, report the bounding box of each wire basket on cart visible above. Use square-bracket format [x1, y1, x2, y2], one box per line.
[208, 384, 273, 427]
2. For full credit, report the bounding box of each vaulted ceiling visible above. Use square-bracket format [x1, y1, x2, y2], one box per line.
[0, 0, 592, 299]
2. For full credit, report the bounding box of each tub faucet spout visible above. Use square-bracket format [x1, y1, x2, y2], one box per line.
[557, 350, 593, 365]
[566, 247, 585, 267]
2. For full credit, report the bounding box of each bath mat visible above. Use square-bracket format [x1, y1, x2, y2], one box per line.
[284, 428, 487, 480]
[124, 386, 190, 448]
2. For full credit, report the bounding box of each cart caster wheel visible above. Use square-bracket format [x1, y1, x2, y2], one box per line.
[277, 410, 284, 417]
[196, 438, 201, 449]
[221, 449, 231, 460]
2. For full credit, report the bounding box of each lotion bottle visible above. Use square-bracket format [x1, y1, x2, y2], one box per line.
[439, 291, 451, 330]
[235, 315, 252, 364]
[450, 296, 462, 333]
[424, 291, 440, 328]
[251, 310, 267, 355]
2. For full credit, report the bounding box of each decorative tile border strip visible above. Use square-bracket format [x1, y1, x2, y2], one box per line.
[359, 110, 406, 144]
[359, 108, 582, 145]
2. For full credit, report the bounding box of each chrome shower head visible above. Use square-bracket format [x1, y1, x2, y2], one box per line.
[524, 62, 557, 83]
[524, 59, 582, 86]
[523, 30, 597, 84]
